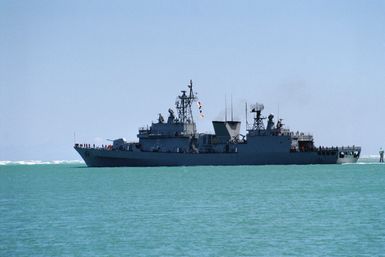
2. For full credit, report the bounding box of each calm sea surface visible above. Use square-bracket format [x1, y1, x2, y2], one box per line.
[0, 162, 384, 256]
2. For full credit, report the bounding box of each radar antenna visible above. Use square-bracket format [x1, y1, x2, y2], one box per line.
[250, 103, 265, 130]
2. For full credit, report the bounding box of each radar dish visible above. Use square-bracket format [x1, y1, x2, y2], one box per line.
[250, 103, 264, 112]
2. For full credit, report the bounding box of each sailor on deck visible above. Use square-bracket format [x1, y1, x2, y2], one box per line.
[380, 148, 384, 163]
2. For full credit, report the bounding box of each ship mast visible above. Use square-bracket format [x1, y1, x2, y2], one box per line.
[176, 80, 197, 123]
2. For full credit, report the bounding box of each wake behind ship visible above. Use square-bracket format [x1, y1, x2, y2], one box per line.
[75, 81, 360, 167]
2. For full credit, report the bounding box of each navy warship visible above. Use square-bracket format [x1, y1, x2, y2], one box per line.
[74, 80, 361, 167]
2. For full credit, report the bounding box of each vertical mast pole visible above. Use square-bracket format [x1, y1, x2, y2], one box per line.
[189, 80, 194, 123]
[225, 95, 227, 122]
[245, 102, 248, 130]
[231, 94, 233, 122]
[182, 95, 185, 123]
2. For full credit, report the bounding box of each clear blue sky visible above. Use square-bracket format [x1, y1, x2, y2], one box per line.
[1, 0, 384, 160]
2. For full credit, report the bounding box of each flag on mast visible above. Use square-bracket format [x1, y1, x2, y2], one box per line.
[197, 101, 204, 118]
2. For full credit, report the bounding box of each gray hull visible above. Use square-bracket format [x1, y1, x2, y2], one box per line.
[75, 147, 358, 167]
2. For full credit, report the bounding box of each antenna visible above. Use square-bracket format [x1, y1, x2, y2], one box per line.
[250, 103, 265, 130]
[277, 104, 280, 121]
[245, 102, 248, 130]
[231, 94, 233, 121]
[188, 79, 193, 98]
[225, 95, 227, 122]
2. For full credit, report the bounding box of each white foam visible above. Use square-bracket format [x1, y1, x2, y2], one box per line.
[50, 160, 85, 164]
[342, 162, 384, 165]
[0, 160, 84, 166]
[0, 161, 12, 166]
[360, 155, 380, 159]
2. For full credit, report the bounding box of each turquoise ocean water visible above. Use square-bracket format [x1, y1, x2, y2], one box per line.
[0, 161, 384, 256]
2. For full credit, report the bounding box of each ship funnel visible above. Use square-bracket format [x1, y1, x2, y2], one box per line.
[212, 121, 241, 143]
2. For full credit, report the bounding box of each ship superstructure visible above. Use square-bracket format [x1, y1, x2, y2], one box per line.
[74, 81, 360, 167]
